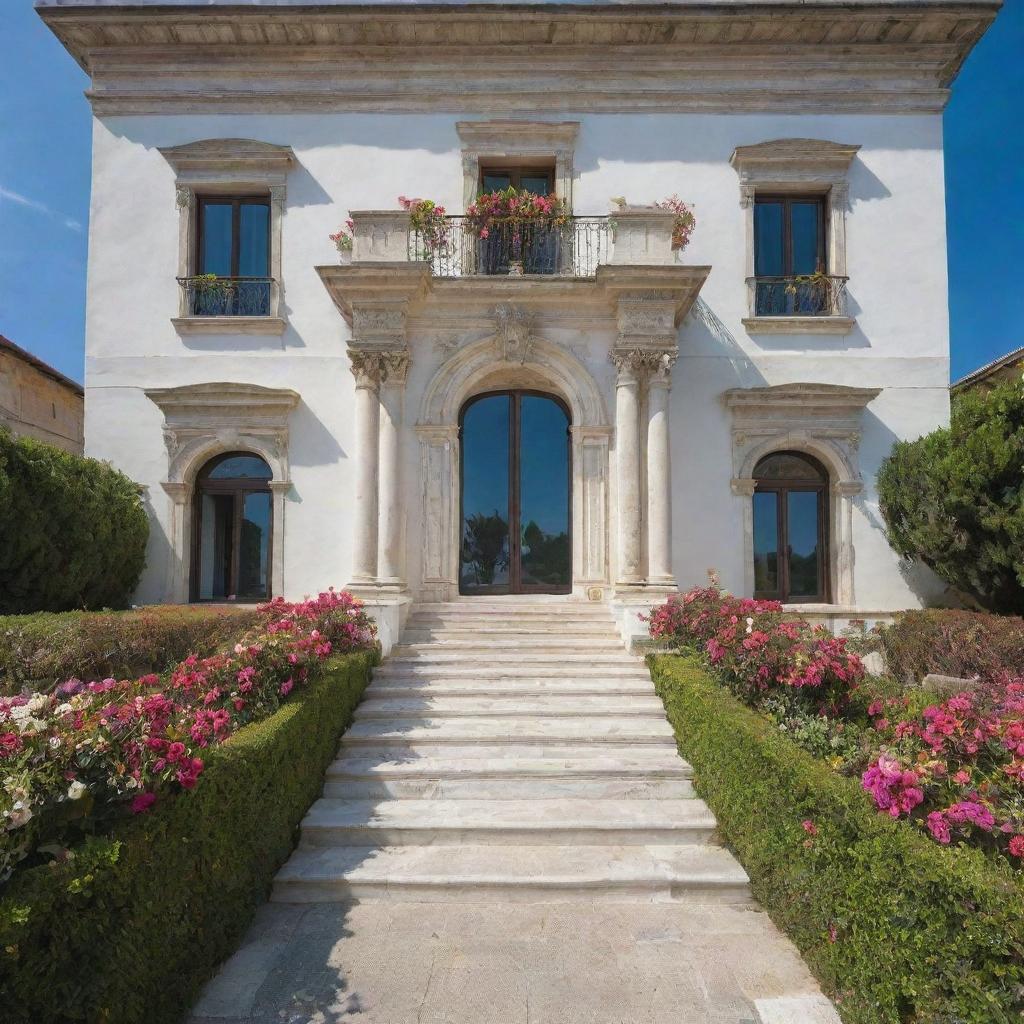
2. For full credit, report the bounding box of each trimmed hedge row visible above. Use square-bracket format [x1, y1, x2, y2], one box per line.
[0, 605, 263, 694]
[649, 654, 1024, 1024]
[876, 608, 1024, 683]
[0, 430, 149, 614]
[0, 650, 375, 1024]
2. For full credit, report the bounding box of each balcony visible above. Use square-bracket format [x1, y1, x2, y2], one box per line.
[743, 274, 854, 336]
[408, 217, 612, 278]
[173, 276, 285, 335]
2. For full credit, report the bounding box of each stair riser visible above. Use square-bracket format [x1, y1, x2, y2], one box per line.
[388, 655, 640, 666]
[395, 640, 626, 652]
[302, 825, 716, 847]
[353, 706, 667, 721]
[367, 684, 656, 698]
[404, 625, 617, 637]
[322, 778, 696, 800]
[272, 879, 752, 906]
[338, 742, 676, 759]
[373, 667, 651, 680]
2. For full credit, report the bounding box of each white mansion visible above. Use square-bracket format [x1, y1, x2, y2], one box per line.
[42, 0, 999, 648]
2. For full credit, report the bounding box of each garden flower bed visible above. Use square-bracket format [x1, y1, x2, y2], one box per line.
[649, 587, 1024, 863]
[0, 590, 375, 882]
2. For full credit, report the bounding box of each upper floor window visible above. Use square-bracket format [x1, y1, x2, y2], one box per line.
[753, 195, 827, 316]
[479, 166, 554, 196]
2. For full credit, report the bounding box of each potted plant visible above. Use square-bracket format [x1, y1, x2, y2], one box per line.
[399, 196, 450, 261]
[611, 194, 697, 259]
[330, 219, 354, 264]
[466, 187, 569, 275]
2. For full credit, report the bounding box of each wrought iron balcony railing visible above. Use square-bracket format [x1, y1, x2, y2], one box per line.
[409, 217, 612, 278]
[178, 276, 274, 317]
[751, 274, 849, 318]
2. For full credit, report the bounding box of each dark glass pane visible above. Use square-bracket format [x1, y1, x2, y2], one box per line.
[239, 202, 270, 277]
[791, 201, 822, 276]
[519, 396, 570, 589]
[481, 172, 512, 193]
[754, 453, 826, 482]
[205, 455, 272, 480]
[519, 174, 552, 196]
[754, 201, 784, 276]
[787, 490, 821, 598]
[238, 492, 271, 599]
[198, 493, 234, 600]
[753, 491, 779, 596]
[200, 202, 233, 276]
[460, 395, 511, 591]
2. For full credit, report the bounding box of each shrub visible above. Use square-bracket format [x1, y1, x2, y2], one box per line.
[0, 591, 375, 882]
[876, 608, 1024, 683]
[0, 605, 263, 694]
[877, 379, 1024, 614]
[0, 649, 375, 1024]
[0, 430, 149, 613]
[650, 655, 1024, 1024]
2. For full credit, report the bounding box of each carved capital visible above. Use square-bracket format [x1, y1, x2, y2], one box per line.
[175, 185, 194, 210]
[380, 349, 411, 385]
[268, 184, 286, 211]
[348, 349, 386, 389]
[610, 347, 674, 383]
[739, 184, 756, 209]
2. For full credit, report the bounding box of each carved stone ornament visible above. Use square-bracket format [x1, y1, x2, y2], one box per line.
[175, 185, 194, 210]
[380, 350, 411, 384]
[610, 348, 676, 381]
[353, 307, 406, 341]
[348, 349, 386, 389]
[494, 304, 534, 365]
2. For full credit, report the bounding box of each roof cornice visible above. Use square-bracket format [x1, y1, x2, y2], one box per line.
[38, 2, 1002, 115]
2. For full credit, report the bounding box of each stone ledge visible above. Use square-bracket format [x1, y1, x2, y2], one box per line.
[171, 316, 287, 336]
[742, 316, 856, 336]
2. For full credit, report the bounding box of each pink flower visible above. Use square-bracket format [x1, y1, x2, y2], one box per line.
[131, 792, 157, 815]
[953, 769, 971, 785]
[280, 678, 294, 697]
[801, 820, 818, 836]
[926, 811, 951, 844]
[1009, 835, 1024, 858]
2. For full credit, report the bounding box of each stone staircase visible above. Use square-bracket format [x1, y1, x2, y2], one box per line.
[273, 599, 750, 905]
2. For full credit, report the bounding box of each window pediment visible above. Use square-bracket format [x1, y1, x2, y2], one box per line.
[730, 139, 860, 188]
[159, 138, 295, 187]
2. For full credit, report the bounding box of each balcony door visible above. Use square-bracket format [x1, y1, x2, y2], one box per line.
[459, 391, 571, 595]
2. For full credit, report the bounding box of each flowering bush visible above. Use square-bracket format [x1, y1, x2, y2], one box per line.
[0, 590, 374, 882]
[465, 187, 569, 239]
[653, 194, 696, 250]
[399, 195, 450, 253]
[650, 586, 1024, 865]
[329, 218, 354, 253]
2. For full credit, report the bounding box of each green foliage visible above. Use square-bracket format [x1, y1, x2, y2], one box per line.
[875, 608, 1024, 684]
[0, 430, 149, 614]
[0, 605, 263, 694]
[649, 654, 1024, 1024]
[877, 380, 1024, 614]
[0, 652, 375, 1024]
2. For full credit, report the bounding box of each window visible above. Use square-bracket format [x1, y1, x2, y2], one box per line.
[476, 164, 561, 275]
[190, 196, 272, 316]
[753, 195, 828, 316]
[752, 451, 829, 603]
[479, 166, 554, 196]
[193, 452, 273, 602]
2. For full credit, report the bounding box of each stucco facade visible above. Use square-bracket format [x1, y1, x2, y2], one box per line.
[0, 335, 84, 454]
[41, 0, 1000, 646]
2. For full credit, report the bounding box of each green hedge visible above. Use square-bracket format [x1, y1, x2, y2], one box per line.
[0, 430, 149, 613]
[649, 654, 1024, 1024]
[0, 650, 375, 1024]
[0, 605, 263, 694]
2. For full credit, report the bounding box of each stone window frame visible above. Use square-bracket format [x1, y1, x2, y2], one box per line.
[145, 382, 300, 603]
[722, 383, 880, 608]
[730, 139, 860, 336]
[455, 121, 579, 211]
[159, 139, 295, 336]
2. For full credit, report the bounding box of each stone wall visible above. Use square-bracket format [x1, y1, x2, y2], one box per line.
[0, 341, 83, 454]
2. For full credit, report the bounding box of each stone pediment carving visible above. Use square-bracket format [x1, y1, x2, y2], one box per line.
[494, 304, 534, 364]
[158, 138, 296, 182]
[730, 139, 860, 181]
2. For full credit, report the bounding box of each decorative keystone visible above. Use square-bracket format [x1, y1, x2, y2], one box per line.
[350, 211, 413, 263]
[610, 206, 677, 267]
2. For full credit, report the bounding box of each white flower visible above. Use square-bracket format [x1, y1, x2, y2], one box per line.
[745, 617, 754, 635]
[27, 695, 49, 714]
[49, 736, 61, 749]
[8, 801, 33, 828]
[67, 781, 87, 801]
[56, 703, 74, 716]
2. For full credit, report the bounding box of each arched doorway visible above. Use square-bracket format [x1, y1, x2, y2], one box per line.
[459, 390, 571, 595]
[192, 452, 273, 602]
[752, 450, 830, 603]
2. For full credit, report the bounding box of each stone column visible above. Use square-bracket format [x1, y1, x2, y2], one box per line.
[613, 353, 643, 586]
[646, 353, 676, 586]
[349, 351, 382, 585]
[377, 351, 410, 590]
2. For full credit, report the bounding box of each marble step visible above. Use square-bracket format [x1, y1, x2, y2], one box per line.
[410, 602, 614, 617]
[354, 695, 667, 720]
[272, 843, 749, 904]
[367, 678, 657, 698]
[386, 651, 643, 666]
[336, 742, 680, 760]
[372, 664, 652, 680]
[394, 638, 626, 652]
[299, 798, 717, 847]
[340, 717, 677, 749]
[403, 622, 617, 638]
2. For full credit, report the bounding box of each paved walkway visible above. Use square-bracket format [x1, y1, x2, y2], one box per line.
[187, 600, 840, 1024]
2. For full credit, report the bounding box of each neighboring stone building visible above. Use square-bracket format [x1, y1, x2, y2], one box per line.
[40, 0, 1000, 647]
[952, 345, 1024, 395]
[0, 335, 84, 454]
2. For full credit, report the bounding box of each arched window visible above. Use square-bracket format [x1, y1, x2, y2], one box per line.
[192, 452, 273, 602]
[752, 451, 829, 603]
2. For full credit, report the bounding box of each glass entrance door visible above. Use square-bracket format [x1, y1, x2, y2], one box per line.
[459, 391, 571, 595]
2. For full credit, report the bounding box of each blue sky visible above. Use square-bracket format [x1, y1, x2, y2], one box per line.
[1, 2, 1021, 386]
